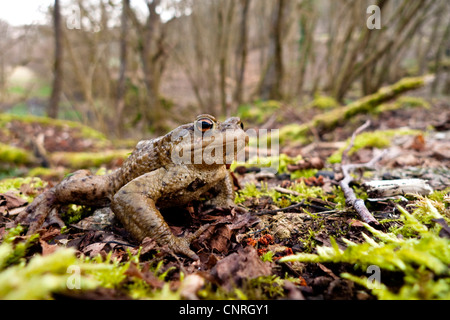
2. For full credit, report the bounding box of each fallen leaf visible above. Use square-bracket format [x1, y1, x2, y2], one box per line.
[83, 242, 106, 257]
[317, 263, 339, 280]
[394, 153, 420, 167]
[125, 262, 164, 289]
[347, 218, 365, 228]
[410, 134, 426, 151]
[209, 225, 232, 253]
[0, 192, 28, 215]
[39, 227, 62, 242]
[283, 280, 305, 300]
[432, 142, 450, 160]
[179, 273, 205, 300]
[39, 239, 59, 256]
[211, 246, 273, 290]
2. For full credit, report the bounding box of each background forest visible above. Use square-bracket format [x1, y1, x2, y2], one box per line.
[1, 0, 449, 138]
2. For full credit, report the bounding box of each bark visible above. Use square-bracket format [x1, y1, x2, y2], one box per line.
[296, 0, 316, 98]
[234, 0, 251, 107]
[339, 121, 384, 227]
[48, 0, 63, 119]
[115, 0, 130, 137]
[128, 0, 169, 133]
[259, 0, 286, 100]
[218, 1, 235, 116]
[431, 15, 450, 94]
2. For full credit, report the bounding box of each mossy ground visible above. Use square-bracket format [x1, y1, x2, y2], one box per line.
[0, 92, 449, 300]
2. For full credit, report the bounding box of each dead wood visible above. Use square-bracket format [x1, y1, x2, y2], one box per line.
[339, 120, 386, 227]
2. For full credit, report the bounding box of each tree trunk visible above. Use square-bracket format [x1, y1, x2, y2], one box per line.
[431, 15, 450, 94]
[234, 0, 251, 108]
[48, 0, 63, 119]
[115, 0, 130, 137]
[218, 1, 235, 116]
[128, 0, 168, 134]
[259, 0, 285, 100]
[296, 0, 316, 98]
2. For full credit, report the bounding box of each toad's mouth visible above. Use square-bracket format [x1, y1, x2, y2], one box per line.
[190, 131, 248, 153]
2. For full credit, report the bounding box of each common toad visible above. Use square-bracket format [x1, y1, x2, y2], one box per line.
[18, 115, 248, 259]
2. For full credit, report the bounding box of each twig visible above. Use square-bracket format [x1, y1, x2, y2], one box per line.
[341, 120, 371, 165]
[339, 121, 386, 227]
[256, 200, 305, 215]
[256, 199, 335, 216]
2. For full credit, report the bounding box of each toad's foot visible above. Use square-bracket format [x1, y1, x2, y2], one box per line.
[166, 224, 210, 260]
[16, 187, 58, 234]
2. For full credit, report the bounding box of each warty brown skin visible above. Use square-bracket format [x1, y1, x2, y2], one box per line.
[18, 115, 247, 260]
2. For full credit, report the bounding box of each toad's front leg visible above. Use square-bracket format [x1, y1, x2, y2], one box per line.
[111, 168, 205, 260]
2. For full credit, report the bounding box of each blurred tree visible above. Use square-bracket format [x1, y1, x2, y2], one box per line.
[115, 0, 130, 137]
[129, 0, 172, 134]
[234, 0, 251, 108]
[258, 0, 287, 100]
[217, 0, 235, 115]
[48, 0, 63, 118]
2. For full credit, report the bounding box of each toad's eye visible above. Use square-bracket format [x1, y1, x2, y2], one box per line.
[196, 118, 214, 132]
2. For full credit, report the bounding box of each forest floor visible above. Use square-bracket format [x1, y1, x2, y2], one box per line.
[0, 94, 449, 300]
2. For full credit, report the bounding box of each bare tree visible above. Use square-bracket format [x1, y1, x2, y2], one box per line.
[296, 0, 316, 99]
[129, 0, 171, 133]
[217, 0, 235, 115]
[234, 0, 251, 107]
[115, 0, 130, 136]
[259, 0, 287, 100]
[48, 0, 63, 118]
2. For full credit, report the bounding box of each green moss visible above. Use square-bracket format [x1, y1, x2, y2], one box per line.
[50, 149, 131, 169]
[198, 274, 297, 300]
[279, 123, 310, 145]
[60, 205, 94, 225]
[280, 76, 430, 145]
[231, 153, 304, 176]
[27, 167, 68, 180]
[0, 226, 95, 299]
[309, 94, 339, 110]
[0, 177, 47, 202]
[428, 187, 450, 210]
[281, 200, 450, 300]
[237, 100, 281, 124]
[235, 180, 324, 207]
[327, 128, 423, 164]
[374, 96, 430, 114]
[0, 113, 110, 148]
[0, 225, 39, 270]
[0, 248, 100, 299]
[0, 226, 197, 299]
[0, 142, 34, 165]
[290, 168, 318, 180]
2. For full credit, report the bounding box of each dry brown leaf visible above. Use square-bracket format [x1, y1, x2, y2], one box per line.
[211, 246, 273, 290]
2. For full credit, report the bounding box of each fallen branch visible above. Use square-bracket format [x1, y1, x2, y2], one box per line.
[364, 179, 433, 198]
[339, 120, 386, 227]
[280, 75, 435, 143]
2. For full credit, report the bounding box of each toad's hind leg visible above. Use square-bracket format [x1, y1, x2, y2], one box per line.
[17, 170, 116, 234]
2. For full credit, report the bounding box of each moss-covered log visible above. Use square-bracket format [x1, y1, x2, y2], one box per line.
[0, 142, 34, 165]
[280, 75, 434, 143]
[49, 149, 131, 169]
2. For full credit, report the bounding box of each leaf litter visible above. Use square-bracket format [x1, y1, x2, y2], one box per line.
[0, 98, 449, 300]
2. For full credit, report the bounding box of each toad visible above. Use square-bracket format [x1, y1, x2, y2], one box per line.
[18, 115, 248, 260]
